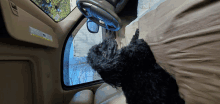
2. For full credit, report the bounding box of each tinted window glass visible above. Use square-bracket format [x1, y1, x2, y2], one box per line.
[31, 0, 76, 21]
[63, 22, 102, 86]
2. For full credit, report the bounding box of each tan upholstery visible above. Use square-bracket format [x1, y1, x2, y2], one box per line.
[70, 90, 94, 104]
[94, 83, 125, 104]
[100, 92, 126, 104]
[70, 83, 127, 104]
[137, 0, 220, 103]
[124, 20, 139, 45]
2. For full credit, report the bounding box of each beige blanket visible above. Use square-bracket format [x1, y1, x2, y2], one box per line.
[137, 0, 220, 103]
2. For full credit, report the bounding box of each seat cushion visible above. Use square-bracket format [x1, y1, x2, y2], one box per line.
[70, 90, 94, 104]
[100, 92, 127, 104]
[94, 83, 126, 104]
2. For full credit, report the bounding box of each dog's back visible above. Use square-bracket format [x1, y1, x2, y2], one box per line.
[87, 29, 185, 104]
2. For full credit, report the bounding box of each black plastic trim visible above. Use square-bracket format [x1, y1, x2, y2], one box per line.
[106, 0, 119, 8]
[0, 8, 10, 38]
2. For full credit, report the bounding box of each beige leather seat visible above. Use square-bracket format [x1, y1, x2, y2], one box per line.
[69, 83, 127, 104]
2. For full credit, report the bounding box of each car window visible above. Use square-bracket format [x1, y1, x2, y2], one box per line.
[30, 0, 76, 22]
[63, 20, 102, 86]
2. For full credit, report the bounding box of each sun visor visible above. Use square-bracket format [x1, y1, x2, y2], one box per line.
[139, 0, 220, 103]
[0, 0, 59, 48]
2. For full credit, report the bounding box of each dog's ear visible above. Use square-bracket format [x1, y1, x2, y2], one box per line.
[120, 38, 157, 68]
[130, 29, 139, 44]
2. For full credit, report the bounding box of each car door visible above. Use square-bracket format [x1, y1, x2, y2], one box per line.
[0, 0, 104, 104]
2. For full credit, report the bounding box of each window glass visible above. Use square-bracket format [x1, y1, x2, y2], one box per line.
[31, 0, 76, 22]
[63, 22, 102, 86]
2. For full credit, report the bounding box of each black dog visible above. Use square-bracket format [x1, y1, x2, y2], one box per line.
[87, 29, 185, 104]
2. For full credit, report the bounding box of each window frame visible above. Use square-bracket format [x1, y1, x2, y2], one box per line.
[30, 0, 77, 22]
[61, 15, 104, 90]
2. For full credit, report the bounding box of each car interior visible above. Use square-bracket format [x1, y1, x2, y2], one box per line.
[0, 0, 220, 104]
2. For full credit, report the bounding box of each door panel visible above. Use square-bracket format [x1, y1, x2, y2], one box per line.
[0, 61, 33, 104]
[0, 0, 104, 104]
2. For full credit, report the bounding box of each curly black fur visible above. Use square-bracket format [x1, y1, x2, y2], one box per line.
[87, 29, 185, 104]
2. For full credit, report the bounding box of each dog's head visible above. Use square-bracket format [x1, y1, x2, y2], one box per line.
[87, 38, 118, 69]
[87, 29, 156, 87]
[87, 38, 123, 87]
